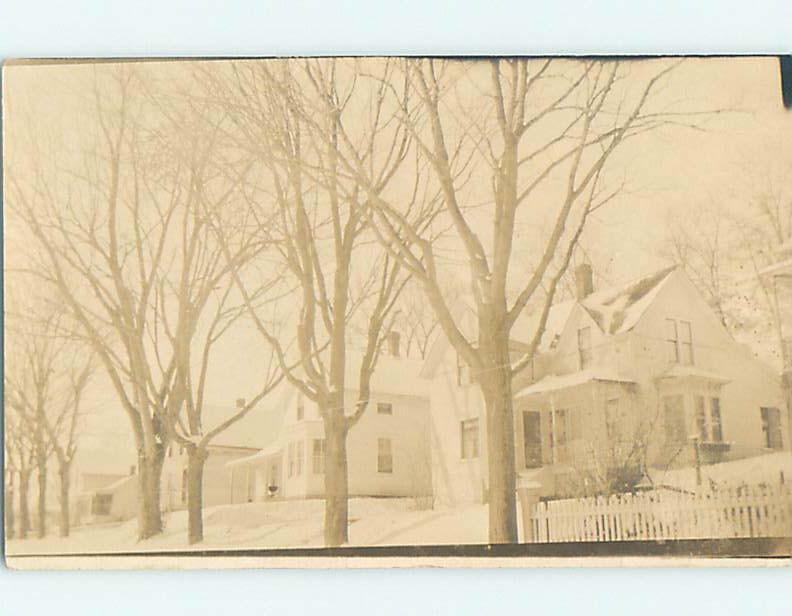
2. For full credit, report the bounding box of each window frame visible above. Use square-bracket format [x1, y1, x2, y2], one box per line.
[665, 318, 680, 363]
[312, 438, 325, 474]
[761, 406, 783, 450]
[377, 437, 393, 473]
[460, 418, 480, 460]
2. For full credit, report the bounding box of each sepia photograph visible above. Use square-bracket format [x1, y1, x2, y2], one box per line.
[3, 55, 792, 568]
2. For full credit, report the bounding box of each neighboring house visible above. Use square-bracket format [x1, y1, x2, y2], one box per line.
[74, 471, 137, 525]
[227, 336, 433, 503]
[425, 265, 789, 505]
[160, 402, 282, 512]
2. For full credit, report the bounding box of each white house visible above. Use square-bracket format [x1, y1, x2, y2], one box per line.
[226, 341, 433, 503]
[424, 265, 789, 505]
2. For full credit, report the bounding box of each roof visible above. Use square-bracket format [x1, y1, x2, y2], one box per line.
[515, 369, 636, 397]
[512, 299, 575, 352]
[346, 352, 430, 398]
[421, 266, 679, 379]
[199, 401, 286, 450]
[226, 441, 285, 468]
[577, 266, 677, 335]
[655, 364, 731, 384]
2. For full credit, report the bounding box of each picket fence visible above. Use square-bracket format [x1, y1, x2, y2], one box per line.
[529, 483, 792, 543]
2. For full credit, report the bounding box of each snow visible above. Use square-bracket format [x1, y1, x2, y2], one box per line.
[648, 452, 792, 493]
[514, 369, 635, 397]
[581, 266, 676, 335]
[6, 498, 490, 555]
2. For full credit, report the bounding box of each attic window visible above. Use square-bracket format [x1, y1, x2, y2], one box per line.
[665, 319, 694, 365]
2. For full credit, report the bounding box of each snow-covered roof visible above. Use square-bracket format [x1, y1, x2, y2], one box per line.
[515, 369, 636, 397]
[512, 299, 575, 352]
[225, 441, 284, 468]
[578, 266, 676, 335]
[199, 400, 286, 450]
[655, 364, 731, 384]
[346, 352, 430, 398]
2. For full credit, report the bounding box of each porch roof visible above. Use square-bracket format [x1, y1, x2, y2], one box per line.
[655, 364, 730, 384]
[226, 442, 283, 469]
[515, 369, 636, 397]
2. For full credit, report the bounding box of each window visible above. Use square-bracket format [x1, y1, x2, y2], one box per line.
[287, 443, 295, 478]
[553, 409, 569, 445]
[167, 445, 173, 458]
[666, 318, 694, 364]
[665, 319, 679, 363]
[91, 493, 112, 516]
[663, 395, 686, 445]
[710, 398, 723, 442]
[296, 395, 305, 421]
[605, 398, 622, 442]
[578, 326, 592, 370]
[295, 441, 304, 476]
[377, 438, 393, 473]
[695, 395, 708, 441]
[460, 418, 479, 460]
[377, 402, 393, 415]
[761, 407, 783, 450]
[523, 411, 542, 468]
[312, 439, 325, 474]
[551, 409, 572, 463]
[679, 320, 694, 364]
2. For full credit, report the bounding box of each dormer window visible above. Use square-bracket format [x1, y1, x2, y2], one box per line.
[577, 326, 592, 370]
[665, 318, 694, 365]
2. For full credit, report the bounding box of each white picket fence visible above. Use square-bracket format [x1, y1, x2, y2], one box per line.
[530, 483, 792, 543]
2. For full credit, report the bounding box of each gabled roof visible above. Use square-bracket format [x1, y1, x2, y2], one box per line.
[578, 266, 676, 335]
[421, 266, 680, 378]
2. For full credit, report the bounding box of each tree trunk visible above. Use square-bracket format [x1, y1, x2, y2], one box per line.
[5, 471, 15, 540]
[18, 470, 31, 539]
[323, 402, 350, 547]
[57, 461, 72, 538]
[36, 457, 47, 539]
[136, 446, 166, 540]
[186, 446, 208, 545]
[480, 339, 518, 544]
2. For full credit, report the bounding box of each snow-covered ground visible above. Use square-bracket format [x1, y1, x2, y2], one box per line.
[7, 498, 490, 555]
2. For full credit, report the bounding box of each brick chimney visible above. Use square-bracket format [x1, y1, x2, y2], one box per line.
[387, 330, 401, 357]
[574, 263, 594, 300]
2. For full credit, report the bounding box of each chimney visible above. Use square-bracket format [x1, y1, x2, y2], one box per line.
[387, 331, 401, 357]
[574, 263, 594, 300]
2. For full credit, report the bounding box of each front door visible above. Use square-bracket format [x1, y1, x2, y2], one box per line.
[523, 411, 543, 468]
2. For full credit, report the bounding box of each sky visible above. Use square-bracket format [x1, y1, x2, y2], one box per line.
[3, 56, 791, 471]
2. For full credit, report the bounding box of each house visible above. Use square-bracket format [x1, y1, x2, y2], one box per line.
[227, 336, 433, 503]
[159, 403, 279, 512]
[74, 471, 138, 525]
[425, 265, 789, 505]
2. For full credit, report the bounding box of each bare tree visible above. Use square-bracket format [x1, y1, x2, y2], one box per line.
[4, 410, 36, 539]
[5, 308, 93, 538]
[198, 59, 429, 546]
[337, 58, 700, 542]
